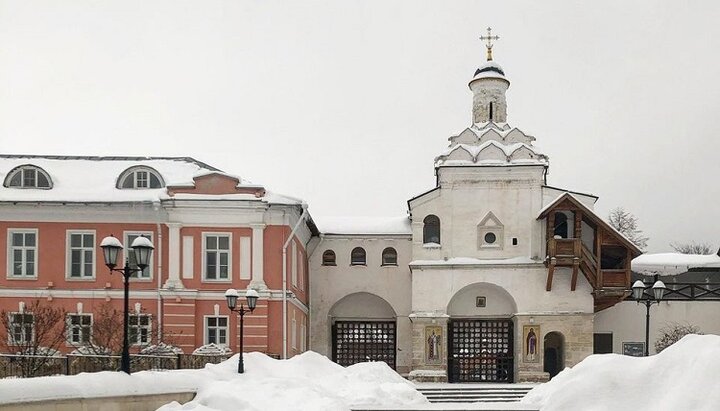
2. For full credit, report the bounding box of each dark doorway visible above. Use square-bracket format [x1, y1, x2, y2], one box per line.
[593, 333, 613, 354]
[332, 321, 396, 369]
[448, 319, 514, 383]
[543, 332, 564, 379]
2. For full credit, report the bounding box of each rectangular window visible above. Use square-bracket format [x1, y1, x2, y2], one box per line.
[298, 249, 304, 291]
[291, 317, 297, 350]
[204, 234, 231, 280]
[129, 314, 152, 346]
[125, 232, 153, 279]
[8, 230, 38, 277]
[8, 312, 34, 345]
[205, 316, 228, 346]
[301, 320, 306, 352]
[68, 232, 95, 278]
[67, 314, 92, 345]
[291, 241, 298, 287]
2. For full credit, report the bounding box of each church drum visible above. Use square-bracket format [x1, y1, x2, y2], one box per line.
[448, 319, 514, 383]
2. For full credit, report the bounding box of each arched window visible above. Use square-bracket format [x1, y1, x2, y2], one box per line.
[423, 215, 441, 245]
[553, 212, 569, 239]
[117, 166, 165, 189]
[322, 250, 336, 266]
[381, 247, 397, 266]
[350, 247, 366, 266]
[4, 165, 52, 189]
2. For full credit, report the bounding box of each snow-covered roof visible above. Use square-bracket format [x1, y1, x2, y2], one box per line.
[315, 216, 411, 236]
[410, 256, 539, 267]
[436, 122, 548, 167]
[632, 252, 720, 276]
[0, 155, 302, 206]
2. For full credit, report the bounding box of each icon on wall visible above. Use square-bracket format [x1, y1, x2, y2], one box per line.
[523, 325, 539, 363]
[425, 325, 442, 365]
[476, 296, 486, 307]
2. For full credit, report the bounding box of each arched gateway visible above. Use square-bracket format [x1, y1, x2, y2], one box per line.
[446, 283, 517, 383]
[329, 292, 397, 369]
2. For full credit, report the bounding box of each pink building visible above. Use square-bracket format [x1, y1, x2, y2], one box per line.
[0, 155, 315, 358]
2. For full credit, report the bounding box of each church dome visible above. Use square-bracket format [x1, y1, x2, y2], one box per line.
[471, 61, 507, 81]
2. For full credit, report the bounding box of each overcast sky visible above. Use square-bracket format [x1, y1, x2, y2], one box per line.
[1, 0, 718, 253]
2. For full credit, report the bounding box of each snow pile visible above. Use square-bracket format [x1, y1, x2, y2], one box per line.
[522, 334, 720, 411]
[159, 351, 427, 411]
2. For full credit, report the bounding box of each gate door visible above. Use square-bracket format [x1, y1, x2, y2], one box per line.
[448, 319, 513, 383]
[332, 320, 396, 369]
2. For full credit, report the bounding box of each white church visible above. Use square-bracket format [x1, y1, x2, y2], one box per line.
[308, 36, 655, 383]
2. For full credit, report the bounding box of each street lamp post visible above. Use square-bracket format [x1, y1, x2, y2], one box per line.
[100, 235, 154, 374]
[632, 274, 666, 356]
[225, 288, 259, 373]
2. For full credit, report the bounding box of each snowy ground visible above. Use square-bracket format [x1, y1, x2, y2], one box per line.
[522, 334, 720, 410]
[0, 351, 427, 411]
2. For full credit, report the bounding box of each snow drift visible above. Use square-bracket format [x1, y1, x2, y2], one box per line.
[158, 351, 427, 411]
[522, 334, 720, 411]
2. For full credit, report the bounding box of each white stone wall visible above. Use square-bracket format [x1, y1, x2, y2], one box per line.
[308, 235, 413, 373]
[410, 166, 546, 261]
[594, 300, 720, 355]
[470, 78, 509, 123]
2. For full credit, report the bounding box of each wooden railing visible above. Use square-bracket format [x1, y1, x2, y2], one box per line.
[547, 238, 581, 259]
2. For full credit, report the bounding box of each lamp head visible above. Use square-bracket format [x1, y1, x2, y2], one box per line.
[225, 288, 239, 310]
[652, 280, 666, 301]
[246, 288, 259, 311]
[100, 235, 123, 269]
[632, 280, 645, 300]
[130, 236, 154, 270]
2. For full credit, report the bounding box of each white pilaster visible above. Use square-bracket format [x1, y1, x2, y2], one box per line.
[250, 223, 267, 290]
[164, 223, 184, 289]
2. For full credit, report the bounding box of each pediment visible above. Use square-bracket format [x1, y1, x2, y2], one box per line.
[478, 211, 503, 227]
[504, 128, 535, 145]
[477, 129, 504, 144]
[167, 173, 265, 197]
[445, 146, 474, 162]
[475, 143, 507, 162]
[452, 128, 480, 145]
[510, 146, 536, 161]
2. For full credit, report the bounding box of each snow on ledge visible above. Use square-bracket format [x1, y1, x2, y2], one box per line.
[410, 256, 539, 266]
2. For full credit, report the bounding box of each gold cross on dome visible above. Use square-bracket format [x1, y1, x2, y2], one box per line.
[479, 27, 500, 61]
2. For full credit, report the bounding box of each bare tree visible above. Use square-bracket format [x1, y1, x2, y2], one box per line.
[655, 323, 701, 353]
[608, 207, 648, 250]
[0, 300, 67, 377]
[670, 242, 715, 255]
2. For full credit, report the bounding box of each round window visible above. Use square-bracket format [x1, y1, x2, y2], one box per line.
[484, 232, 497, 244]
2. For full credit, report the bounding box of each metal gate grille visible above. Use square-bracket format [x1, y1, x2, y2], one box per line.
[448, 319, 513, 383]
[332, 321, 396, 369]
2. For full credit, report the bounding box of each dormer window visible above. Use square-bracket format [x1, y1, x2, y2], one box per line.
[117, 167, 164, 189]
[4, 165, 52, 189]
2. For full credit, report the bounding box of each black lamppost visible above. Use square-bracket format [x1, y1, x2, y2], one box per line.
[225, 288, 259, 374]
[632, 275, 666, 356]
[100, 235, 154, 374]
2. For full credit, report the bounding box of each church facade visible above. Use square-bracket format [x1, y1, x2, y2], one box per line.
[309, 48, 641, 383]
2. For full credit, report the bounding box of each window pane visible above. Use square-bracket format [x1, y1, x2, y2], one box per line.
[37, 172, 50, 188]
[218, 236, 229, 250]
[129, 327, 138, 343]
[12, 233, 23, 246]
[140, 316, 149, 326]
[26, 261, 34, 276]
[219, 329, 226, 343]
[25, 233, 35, 246]
[206, 236, 217, 249]
[13, 250, 23, 275]
[218, 318, 227, 326]
[208, 317, 217, 327]
[23, 169, 36, 186]
[150, 174, 161, 188]
[121, 176, 134, 188]
[83, 234, 93, 248]
[71, 234, 81, 248]
[208, 330, 217, 344]
[8, 172, 21, 186]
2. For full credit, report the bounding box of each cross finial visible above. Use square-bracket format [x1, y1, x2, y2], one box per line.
[479, 27, 500, 61]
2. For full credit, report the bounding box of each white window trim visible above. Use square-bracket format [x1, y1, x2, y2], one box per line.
[300, 319, 306, 352]
[203, 315, 229, 346]
[201, 232, 233, 282]
[129, 313, 152, 346]
[298, 247, 304, 291]
[65, 230, 96, 280]
[66, 313, 93, 346]
[7, 228, 39, 279]
[117, 166, 165, 189]
[7, 312, 34, 346]
[123, 231, 154, 281]
[291, 316, 297, 350]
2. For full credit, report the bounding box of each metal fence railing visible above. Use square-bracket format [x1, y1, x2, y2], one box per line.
[0, 353, 232, 378]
